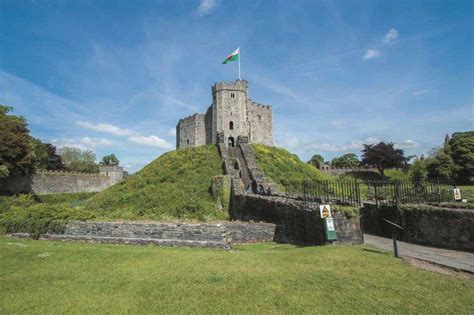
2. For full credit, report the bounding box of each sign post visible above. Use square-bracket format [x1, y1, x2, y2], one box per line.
[320, 205, 337, 241]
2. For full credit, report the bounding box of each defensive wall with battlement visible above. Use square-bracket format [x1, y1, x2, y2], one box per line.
[0, 165, 127, 195]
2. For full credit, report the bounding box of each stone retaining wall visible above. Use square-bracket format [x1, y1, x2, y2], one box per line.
[231, 193, 363, 246]
[10, 221, 277, 249]
[361, 202, 474, 252]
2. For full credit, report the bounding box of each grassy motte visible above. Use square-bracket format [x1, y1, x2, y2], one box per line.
[86, 145, 226, 221]
[252, 144, 329, 188]
[0, 237, 472, 314]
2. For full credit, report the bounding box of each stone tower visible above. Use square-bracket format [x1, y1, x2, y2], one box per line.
[211, 80, 249, 147]
[176, 79, 272, 149]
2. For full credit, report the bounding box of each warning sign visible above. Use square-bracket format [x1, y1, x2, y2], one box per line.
[454, 188, 462, 201]
[319, 205, 332, 218]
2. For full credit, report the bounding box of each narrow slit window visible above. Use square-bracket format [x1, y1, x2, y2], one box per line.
[229, 121, 234, 130]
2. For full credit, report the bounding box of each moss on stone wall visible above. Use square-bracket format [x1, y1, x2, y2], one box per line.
[211, 175, 232, 212]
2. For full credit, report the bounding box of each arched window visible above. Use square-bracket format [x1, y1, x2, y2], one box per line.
[229, 121, 234, 130]
[186, 139, 189, 145]
[230, 93, 235, 98]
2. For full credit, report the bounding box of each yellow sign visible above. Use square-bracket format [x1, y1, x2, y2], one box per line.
[454, 188, 462, 201]
[319, 205, 332, 218]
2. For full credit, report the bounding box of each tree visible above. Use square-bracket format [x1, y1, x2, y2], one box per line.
[307, 154, 324, 168]
[100, 154, 119, 166]
[410, 158, 428, 183]
[331, 153, 360, 168]
[31, 138, 65, 171]
[0, 164, 9, 179]
[58, 147, 99, 173]
[425, 149, 456, 179]
[361, 142, 406, 176]
[0, 105, 34, 177]
[449, 131, 474, 183]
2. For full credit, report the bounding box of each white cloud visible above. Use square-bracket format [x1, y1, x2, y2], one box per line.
[363, 49, 381, 60]
[412, 90, 429, 96]
[168, 128, 177, 136]
[51, 137, 116, 150]
[395, 139, 420, 149]
[81, 137, 116, 147]
[76, 120, 173, 150]
[129, 135, 172, 149]
[283, 137, 381, 153]
[76, 121, 134, 136]
[197, 0, 218, 16]
[383, 28, 399, 44]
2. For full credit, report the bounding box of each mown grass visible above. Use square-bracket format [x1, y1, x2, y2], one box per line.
[85, 145, 227, 221]
[459, 185, 474, 201]
[0, 237, 472, 314]
[252, 144, 329, 188]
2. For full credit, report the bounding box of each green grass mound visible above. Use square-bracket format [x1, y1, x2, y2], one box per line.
[85, 145, 226, 221]
[252, 144, 329, 187]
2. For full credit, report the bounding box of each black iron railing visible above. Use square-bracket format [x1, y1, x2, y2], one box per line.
[278, 179, 455, 209]
[281, 180, 360, 208]
[363, 179, 455, 207]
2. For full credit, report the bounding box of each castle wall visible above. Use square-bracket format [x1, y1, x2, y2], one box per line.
[176, 114, 207, 149]
[177, 80, 273, 148]
[0, 166, 126, 195]
[247, 101, 273, 146]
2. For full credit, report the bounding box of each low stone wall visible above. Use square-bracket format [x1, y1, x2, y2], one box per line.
[9, 221, 277, 249]
[1, 170, 120, 195]
[361, 202, 474, 252]
[231, 193, 363, 246]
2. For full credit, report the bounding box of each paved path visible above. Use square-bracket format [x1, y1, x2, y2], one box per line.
[364, 234, 474, 273]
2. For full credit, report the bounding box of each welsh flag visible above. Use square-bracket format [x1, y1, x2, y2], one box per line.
[222, 48, 239, 64]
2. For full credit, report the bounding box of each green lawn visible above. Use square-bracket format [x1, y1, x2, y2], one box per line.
[1, 237, 472, 314]
[459, 185, 474, 201]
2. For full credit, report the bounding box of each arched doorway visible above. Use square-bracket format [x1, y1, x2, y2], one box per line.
[228, 137, 235, 147]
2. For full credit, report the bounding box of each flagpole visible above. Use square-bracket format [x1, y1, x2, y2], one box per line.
[238, 46, 241, 80]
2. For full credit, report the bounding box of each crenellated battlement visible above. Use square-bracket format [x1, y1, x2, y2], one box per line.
[212, 79, 248, 94]
[178, 113, 204, 124]
[248, 100, 272, 110]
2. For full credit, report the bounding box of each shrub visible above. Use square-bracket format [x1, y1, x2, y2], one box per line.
[0, 203, 95, 239]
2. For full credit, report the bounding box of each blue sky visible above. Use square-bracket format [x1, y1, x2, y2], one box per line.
[1, 0, 472, 172]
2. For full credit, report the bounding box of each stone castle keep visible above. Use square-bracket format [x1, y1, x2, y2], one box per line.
[176, 79, 273, 148]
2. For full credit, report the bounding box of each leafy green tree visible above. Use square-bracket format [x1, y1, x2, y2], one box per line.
[99, 154, 119, 166]
[0, 164, 9, 179]
[331, 153, 360, 168]
[0, 105, 34, 177]
[410, 158, 428, 183]
[31, 138, 66, 171]
[58, 147, 99, 173]
[307, 154, 324, 168]
[425, 149, 456, 179]
[361, 142, 406, 176]
[449, 131, 474, 183]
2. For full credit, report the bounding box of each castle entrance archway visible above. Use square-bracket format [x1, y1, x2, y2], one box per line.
[228, 137, 235, 147]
